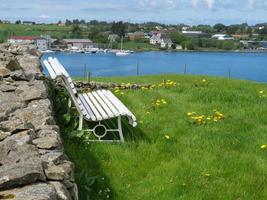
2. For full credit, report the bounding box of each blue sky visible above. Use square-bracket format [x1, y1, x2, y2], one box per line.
[0, 0, 266, 25]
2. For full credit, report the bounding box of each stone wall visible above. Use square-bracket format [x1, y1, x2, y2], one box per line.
[0, 44, 78, 200]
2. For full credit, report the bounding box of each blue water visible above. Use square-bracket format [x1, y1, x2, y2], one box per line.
[41, 51, 267, 82]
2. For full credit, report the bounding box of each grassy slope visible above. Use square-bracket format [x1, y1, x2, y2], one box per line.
[53, 74, 267, 200]
[0, 24, 71, 42]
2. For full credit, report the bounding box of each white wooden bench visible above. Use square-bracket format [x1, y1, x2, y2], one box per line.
[43, 57, 137, 142]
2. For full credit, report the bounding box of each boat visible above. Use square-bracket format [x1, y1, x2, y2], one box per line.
[116, 37, 130, 56]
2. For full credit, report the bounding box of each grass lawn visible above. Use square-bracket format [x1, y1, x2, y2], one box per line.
[0, 24, 72, 42]
[51, 74, 267, 200]
[122, 41, 160, 51]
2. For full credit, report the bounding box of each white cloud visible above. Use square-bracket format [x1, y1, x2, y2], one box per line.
[137, 0, 179, 10]
[38, 14, 50, 19]
[205, 0, 215, 9]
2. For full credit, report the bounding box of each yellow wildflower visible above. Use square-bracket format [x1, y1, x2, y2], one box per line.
[259, 91, 264, 94]
[165, 135, 170, 140]
[120, 92, 124, 95]
[261, 144, 267, 149]
[202, 79, 207, 82]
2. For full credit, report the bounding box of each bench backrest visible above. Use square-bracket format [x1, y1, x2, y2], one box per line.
[43, 57, 83, 115]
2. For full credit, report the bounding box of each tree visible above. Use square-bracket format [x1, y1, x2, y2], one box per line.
[65, 19, 72, 26]
[70, 24, 83, 38]
[214, 23, 226, 33]
[111, 21, 126, 37]
[15, 20, 21, 24]
[169, 32, 188, 45]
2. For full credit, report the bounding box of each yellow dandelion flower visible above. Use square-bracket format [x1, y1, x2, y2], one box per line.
[120, 92, 124, 95]
[156, 103, 161, 106]
[261, 144, 267, 149]
[259, 91, 264, 94]
[202, 79, 207, 82]
[165, 135, 170, 140]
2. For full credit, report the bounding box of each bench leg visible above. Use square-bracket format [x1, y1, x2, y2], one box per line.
[118, 116, 124, 143]
[67, 98, 72, 113]
[78, 114, 83, 130]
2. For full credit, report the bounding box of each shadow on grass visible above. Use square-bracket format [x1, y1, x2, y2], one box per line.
[48, 82, 148, 199]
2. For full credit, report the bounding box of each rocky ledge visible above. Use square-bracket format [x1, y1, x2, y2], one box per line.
[0, 43, 78, 200]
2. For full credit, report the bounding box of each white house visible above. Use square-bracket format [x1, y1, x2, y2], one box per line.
[150, 35, 161, 45]
[8, 36, 38, 44]
[36, 37, 49, 51]
[212, 34, 234, 40]
[160, 37, 173, 48]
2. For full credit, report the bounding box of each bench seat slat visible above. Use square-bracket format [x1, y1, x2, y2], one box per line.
[86, 93, 109, 120]
[82, 94, 102, 121]
[96, 90, 121, 116]
[78, 94, 96, 121]
[91, 91, 115, 118]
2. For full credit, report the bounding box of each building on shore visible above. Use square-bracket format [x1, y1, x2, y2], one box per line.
[150, 33, 173, 49]
[22, 21, 35, 25]
[182, 31, 208, 38]
[211, 34, 234, 40]
[62, 39, 93, 49]
[8, 36, 38, 44]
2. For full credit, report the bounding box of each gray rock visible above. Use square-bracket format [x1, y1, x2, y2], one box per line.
[5, 59, 21, 71]
[0, 141, 45, 190]
[0, 118, 34, 133]
[0, 83, 17, 92]
[0, 131, 11, 141]
[0, 183, 57, 200]
[17, 55, 41, 74]
[39, 149, 65, 165]
[0, 67, 11, 77]
[44, 161, 74, 181]
[15, 80, 47, 102]
[33, 135, 61, 150]
[0, 162, 45, 190]
[44, 163, 66, 181]
[50, 181, 72, 200]
[11, 99, 53, 130]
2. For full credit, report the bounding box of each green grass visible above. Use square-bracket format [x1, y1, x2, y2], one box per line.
[122, 41, 160, 51]
[51, 74, 267, 200]
[0, 24, 72, 42]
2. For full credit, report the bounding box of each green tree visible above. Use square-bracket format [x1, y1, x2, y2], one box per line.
[70, 24, 83, 38]
[214, 23, 226, 33]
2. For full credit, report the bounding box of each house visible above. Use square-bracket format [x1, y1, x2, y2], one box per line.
[22, 21, 35, 25]
[36, 37, 49, 51]
[62, 39, 93, 49]
[212, 34, 234, 40]
[7, 36, 38, 44]
[160, 37, 173, 48]
[150, 34, 173, 49]
[150, 35, 161, 45]
[127, 32, 144, 41]
[182, 31, 208, 38]
[2, 20, 11, 24]
[232, 34, 250, 40]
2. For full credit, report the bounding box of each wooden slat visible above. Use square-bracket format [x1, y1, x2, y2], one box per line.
[76, 98, 88, 116]
[96, 90, 120, 116]
[48, 57, 62, 76]
[104, 90, 137, 121]
[86, 93, 109, 119]
[54, 58, 70, 78]
[102, 90, 127, 115]
[78, 94, 96, 121]
[43, 60, 57, 79]
[91, 91, 114, 118]
[82, 94, 102, 120]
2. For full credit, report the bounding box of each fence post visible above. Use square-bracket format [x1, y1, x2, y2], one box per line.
[136, 62, 139, 76]
[184, 64, 187, 75]
[228, 67, 231, 79]
[84, 64, 87, 82]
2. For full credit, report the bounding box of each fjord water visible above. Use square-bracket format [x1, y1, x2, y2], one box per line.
[41, 51, 267, 82]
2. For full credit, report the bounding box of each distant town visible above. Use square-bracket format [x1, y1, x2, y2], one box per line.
[0, 19, 267, 53]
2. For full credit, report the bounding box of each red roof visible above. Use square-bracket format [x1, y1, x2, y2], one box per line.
[10, 36, 38, 40]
